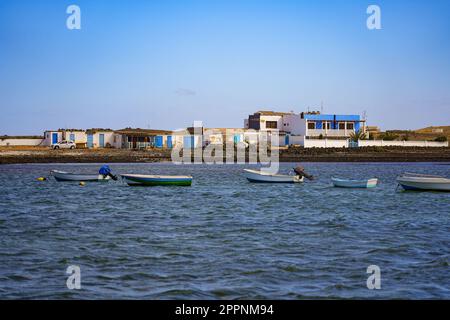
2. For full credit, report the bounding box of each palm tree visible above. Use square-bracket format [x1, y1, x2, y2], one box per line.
[349, 129, 366, 142]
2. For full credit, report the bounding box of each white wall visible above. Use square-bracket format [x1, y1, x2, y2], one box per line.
[64, 131, 87, 144]
[358, 140, 448, 147]
[282, 114, 305, 135]
[89, 132, 117, 148]
[288, 135, 304, 146]
[0, 138, 44, 146]
[303, 138, 349, 148]
[260, 115, 283, 131]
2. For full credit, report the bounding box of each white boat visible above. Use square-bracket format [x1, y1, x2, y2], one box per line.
[397, 173, 450, 191]
[51, 170, 111, 182]
[243, 169, 304, 183]
[332, 177, 378, 188]
[120, 174, 193, 186]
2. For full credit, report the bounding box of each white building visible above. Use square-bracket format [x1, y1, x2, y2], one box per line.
[62, 129, 87, 146]
[85, 129, 119, 148]
[243, 110, 367, 147]
[43, 130, 63, 146]
[244, 111, 294, 132]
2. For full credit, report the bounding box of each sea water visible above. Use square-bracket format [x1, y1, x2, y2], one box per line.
[0, 162, 449, 299]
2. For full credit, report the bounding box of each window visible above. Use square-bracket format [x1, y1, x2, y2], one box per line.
[266, 121, 277, 129]
[338, 122, 346, 130]
[347, 122, 354, 130]
[322, 122, 331, 130]
[308, 122, 316, 130]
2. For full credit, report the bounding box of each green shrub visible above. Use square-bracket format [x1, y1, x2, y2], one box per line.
[434, 136, 448, 142]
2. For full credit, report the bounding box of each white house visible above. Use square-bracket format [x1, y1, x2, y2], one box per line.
[244, 111, 294, 131]
[62, 129, 87, 146]
[243, 110, 367, 147]
[43, 130, 63, 146]
[85, 129, 119, 148]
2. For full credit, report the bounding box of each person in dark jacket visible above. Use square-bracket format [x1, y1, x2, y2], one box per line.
[99, 165, 118, 180]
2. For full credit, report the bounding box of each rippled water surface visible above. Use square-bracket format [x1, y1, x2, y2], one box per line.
[0, 162, 449, 299]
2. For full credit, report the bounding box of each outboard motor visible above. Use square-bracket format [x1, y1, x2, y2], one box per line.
[293, 165, 314, 180]
[99, 165, 118, 181]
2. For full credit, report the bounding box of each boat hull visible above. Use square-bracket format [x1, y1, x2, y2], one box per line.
[332, 178, 378, 188]
[244, 169, 304, 183]
[121, 174, 193, 186]
[397, 176, 450, 191]
[51, 170, 110, 182]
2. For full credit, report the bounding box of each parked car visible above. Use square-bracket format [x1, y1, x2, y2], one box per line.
[52, 141, 76, 149]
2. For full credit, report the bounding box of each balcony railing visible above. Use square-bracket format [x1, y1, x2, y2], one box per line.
[307, 129, 354, 137]
[126, 142, 154, 149]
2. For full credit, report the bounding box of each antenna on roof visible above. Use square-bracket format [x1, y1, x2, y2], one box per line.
[320, 101, 324, 114]
[362, 110, 367, 121]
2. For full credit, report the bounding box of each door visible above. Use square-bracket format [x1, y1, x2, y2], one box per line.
[87, 134, 94, 148]
[183, 136, 192, 148]
[99, 134, 105, 147]
[167, 136, 172, 148]
[70, 134, 75, 142]
[285, 135, 289, 146]
[52, 133, 58, 144]
[155, 136, 163, 148]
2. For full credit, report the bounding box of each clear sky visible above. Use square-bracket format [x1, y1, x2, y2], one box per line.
[1, 0, 449, 135]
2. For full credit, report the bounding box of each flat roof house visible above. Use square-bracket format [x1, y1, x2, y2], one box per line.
[61, 129, 87, 148]
[243, 110, 367, 147]
[43, 130, 63, 146]
[299, 112, 366, 138]
[85, 128, 117, 148]
[244, 111, 294, 132]
[115, 128, 173, 149]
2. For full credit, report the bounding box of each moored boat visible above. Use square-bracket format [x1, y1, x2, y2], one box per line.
[243, 169, 304, 183]
[120, 174, 193, 186]
[397, 173, 450, 191]
[51, 170, 111, 182]
[331, 177, 378, 188]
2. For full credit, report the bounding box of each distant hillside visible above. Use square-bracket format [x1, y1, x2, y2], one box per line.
[369, 126, 449, 141]
[415, 126, 450, 134]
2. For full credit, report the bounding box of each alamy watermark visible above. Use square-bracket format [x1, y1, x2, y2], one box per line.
[367, 5, 381, 30]
[170, 121, 280, 174]
[66, 5, 81, 30]
[66, 265, 81, 290]
[366, 265, 381, 289]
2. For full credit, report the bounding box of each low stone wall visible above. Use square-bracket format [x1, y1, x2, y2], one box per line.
[0, 138, 44, 146]
[358, 140, 448, 147]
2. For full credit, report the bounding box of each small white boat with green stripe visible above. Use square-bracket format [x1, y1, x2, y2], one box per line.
[121, 174, 193, 186]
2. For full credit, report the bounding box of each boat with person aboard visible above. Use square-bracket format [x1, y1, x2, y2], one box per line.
[51, 165, 117, 182]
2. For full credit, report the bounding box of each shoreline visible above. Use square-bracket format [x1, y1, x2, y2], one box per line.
[1, 146, 450, 164]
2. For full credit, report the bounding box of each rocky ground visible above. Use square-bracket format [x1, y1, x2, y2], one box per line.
[1, 146, 450, 164]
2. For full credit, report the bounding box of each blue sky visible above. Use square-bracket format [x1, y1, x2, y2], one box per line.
[1, 0, 449, 135]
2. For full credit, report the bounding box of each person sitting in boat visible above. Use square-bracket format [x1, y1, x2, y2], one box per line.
[99, 165, 118, 181]
[293, 165, 314, 180]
